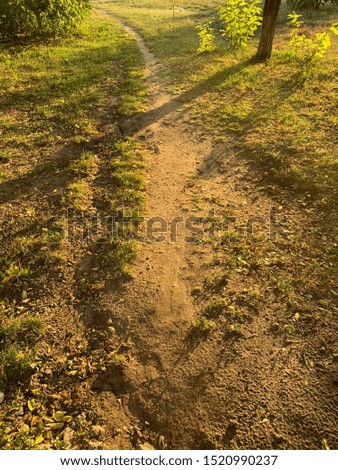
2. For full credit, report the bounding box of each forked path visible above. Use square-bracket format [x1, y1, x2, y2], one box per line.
[94, 12, 338, 450]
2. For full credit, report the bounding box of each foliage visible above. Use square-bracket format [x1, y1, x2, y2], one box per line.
[1, 262, 31, 284]
[287, 0, 338, 9]
[218, 0, 263, 49]
[193, 316, 216, 332]
[0, 0, 91, 40]
[196, 20, 216, 53]
[287, 12, 338, 81]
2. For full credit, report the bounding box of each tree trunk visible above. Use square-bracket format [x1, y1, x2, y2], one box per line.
[256, 0, 282, 61]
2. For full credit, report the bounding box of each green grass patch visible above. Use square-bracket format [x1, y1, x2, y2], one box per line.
[0, 11, 147, 162]
[69, 151, 99, 177]
[0, 11, 147, 449]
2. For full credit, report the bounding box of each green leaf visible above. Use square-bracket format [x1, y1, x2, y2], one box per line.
[48, 422, 64, 431]
[27, 398, 36, 412]
[53, 411, 66, 421]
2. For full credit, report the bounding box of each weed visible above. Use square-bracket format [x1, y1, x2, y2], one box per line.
[111, 354, 126, 366]
[193, 316, 216, 332]
[205, 297, 229, 317]
[70, 151, 99, 177]
[0, 346, 34, 382]
[1, 262, 32, 284]
[196, 20, 216, 54]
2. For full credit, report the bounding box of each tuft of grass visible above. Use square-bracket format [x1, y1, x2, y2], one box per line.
[193, 316, 216, 332]
[1, 262, 32, 284]
[0, 346, 35, 383]
[70, 151, 99, 177]
[66, 180, 91, 210]
[110, 139, 146, 211]
[204, 297, 229, 317]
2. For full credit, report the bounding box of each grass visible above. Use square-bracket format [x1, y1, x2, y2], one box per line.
[97, 0, 338, 209]
[0, 10, 146, 449]
[110, 139, 146, 212]
[70, 151, 99, 177]
[0, 12, 146, 158]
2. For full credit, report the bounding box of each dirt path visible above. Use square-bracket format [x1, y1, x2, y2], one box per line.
[86, 12, 338, 450]
[95, 18, 216, 445]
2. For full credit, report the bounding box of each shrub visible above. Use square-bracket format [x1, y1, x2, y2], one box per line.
[196, 20, 216, 53]
[0, 0, 91, 40]
[218, 0, 263, 49]
[287, 12, 338, 81]
[287, 0, 338, 9]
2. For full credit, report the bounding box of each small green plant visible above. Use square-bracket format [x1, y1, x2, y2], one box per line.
[205, 297, 229, 317]
[218, 0, 262, 49]
[66, 181, 91, 210]
[112, 354, 126, 366]
[70, 152, 99, 177]
[287, 12, 338, 81]
[196, 20, 216, 54]
[0, 346, 33, 381]
[1, 262, 31, 284]
[193, 316, 216, 332]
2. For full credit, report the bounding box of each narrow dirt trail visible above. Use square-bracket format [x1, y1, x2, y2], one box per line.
[93, 17, 228, 447]
[90, 12, 338, 450]
[107, 18, 215, 424]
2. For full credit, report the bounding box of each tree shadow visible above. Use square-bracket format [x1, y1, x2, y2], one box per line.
[123, 58, 254, 134]
[195, 69, 337, 219]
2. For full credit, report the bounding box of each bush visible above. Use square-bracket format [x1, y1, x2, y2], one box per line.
[218, 0, 263, 49]
[287, 0, 338, 9]
[287, 12, 338, 81]
[0, 0, 91, 40]
[196, 20, 216, 53]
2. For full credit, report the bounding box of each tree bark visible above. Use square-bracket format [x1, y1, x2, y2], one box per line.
[256, 0, 282, 61]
